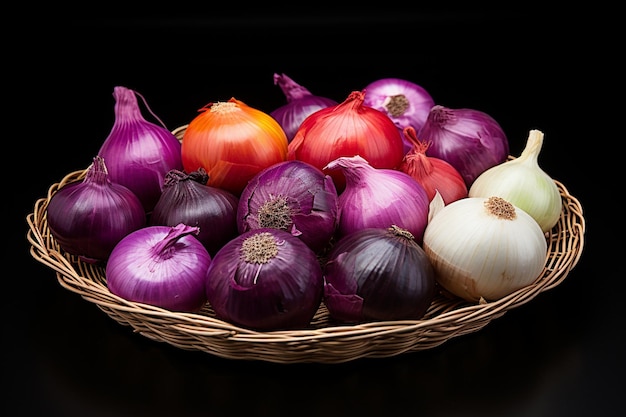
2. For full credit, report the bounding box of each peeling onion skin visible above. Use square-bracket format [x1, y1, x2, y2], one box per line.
[205, 228, 324, 331]
[423, 196, 547, 302]
[106, 224, 211, 313]
[237, 160, 339, 253]
[323, 226, 436, 323]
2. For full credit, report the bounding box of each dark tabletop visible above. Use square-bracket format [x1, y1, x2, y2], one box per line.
[7, 6, 620, 417]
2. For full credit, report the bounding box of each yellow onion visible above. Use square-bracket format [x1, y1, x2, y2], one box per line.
[181, 98, 288, 196]
[423, 193, 547, 302]
[469, 129, 562, 233]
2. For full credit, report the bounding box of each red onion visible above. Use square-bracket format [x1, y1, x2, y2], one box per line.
[237, 160, 339, 253]
[205, 228, 324, 331]
[417, 105, 509, 188]
[106, 224, 211, 312]
[98, 86, 183, 213]
[46, 156, 146, 264]
[149, 168, 239, 257]
[323, 225, 436, 323]
[399, 126, 468, 204]
[270, 73, 338, 142]
[363, 77, 435, 154]
[324, 155, 430, 244]
[287, 90, 404, 193]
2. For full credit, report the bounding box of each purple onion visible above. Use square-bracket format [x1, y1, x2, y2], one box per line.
[46, 156, 146, 263]
[363, 77, 435, 154]
[205, 228, 324, 331]
[150, 168, 239, 256]
[324, 225, 436, 323]
[98, 86, 183, 214]
[324, 155, 430, 244]
[270, 73, 338, 142]
[417, 105, 509, 187]
[106, 224, 211, 312]
[237, 160, 339, 253]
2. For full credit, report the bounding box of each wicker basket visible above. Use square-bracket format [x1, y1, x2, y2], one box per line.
[26, 155, 586, 364]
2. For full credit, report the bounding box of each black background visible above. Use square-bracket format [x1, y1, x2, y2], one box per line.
[7, 5, 621, 417]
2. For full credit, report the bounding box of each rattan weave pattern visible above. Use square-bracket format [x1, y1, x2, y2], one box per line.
[26, 165, 585, 364]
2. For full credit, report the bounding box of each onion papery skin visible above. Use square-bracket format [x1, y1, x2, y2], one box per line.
[325, 155, 430, 244]
[468, 129, 562, 233]
[205, 228, 324, 331]
[106, 224, 211, 312]
[287, 90, 404, 193]
[418, 105, 509, 188]
[47, 156, 147, 264]
[270, 73, 338, 143]
[399, 126, 468, 204]
[149, 168, 240, 257]
[181, 98, 288, 196]
[423, 196, 547, 302]
[237, 160, 339, 253]
[323, 226, 436, 323]
[363, 78, 435, 154]
[98, 86, 183, 214]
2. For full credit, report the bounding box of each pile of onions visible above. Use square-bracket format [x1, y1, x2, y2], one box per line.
[323, 225, 436, 323]
[325, 155, 430, 243]
[287, 90, 404, 193]
[270, 73, 338, 142]
[181, 97, 288, 196]
[237, 160, 339, 253]
[399, 126, 468, 204]
[423, 193, 547, 302]
[98, 86, 183, 214]
[47, 156, 146, 263]
[205, 228, 324, 331]
[149, 168, 240, 256]
[363, 77, 436, 154]
[418, 105, 509, 188]
[469, 129, 562, 233]
[107, 224, 211, 312]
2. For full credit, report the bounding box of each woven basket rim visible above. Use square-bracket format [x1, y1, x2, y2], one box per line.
[26, 159, 586, 364]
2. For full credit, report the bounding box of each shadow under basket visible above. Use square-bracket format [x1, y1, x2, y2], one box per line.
[26, 160, 586, 364]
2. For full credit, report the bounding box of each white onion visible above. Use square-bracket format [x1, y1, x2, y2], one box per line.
[423, 193, 547, 302]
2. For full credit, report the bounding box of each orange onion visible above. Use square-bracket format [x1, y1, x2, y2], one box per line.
[287, 90, 404, 193]
[399, 126, 468, 204]
[181, 98, 288, 196]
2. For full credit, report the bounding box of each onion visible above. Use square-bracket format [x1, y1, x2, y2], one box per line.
[417, 105, 509, 188]
[149, 168, 240, 256]
[423, 193, 547, 302]
[469, 129, 562, 233]
[324, 155, 430, 243]
[399, 126, 468, 204]
[46, 156, 146, 263]
[270, 73, 338, 142]
[181, 97, 288, 196]
[98, 86, 183, 214]
[323, 225, 436, 323]
[287, 90, 404, 193]
[205, 228, 324, 331]
[237, 160, 339, 253]
[106, 223, 212, 312]
[363, 77, 436, 154]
